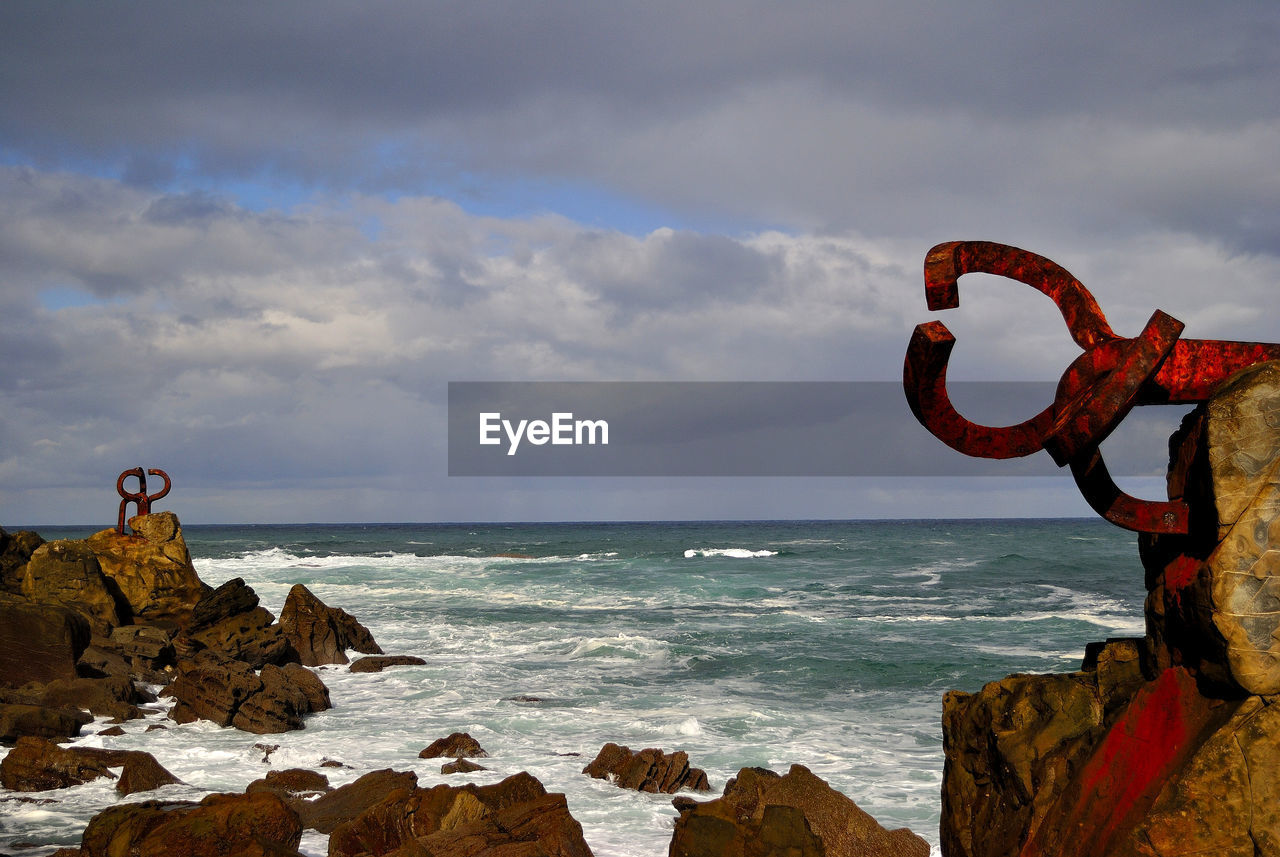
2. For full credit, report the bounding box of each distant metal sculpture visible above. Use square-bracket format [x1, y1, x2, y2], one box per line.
[904, 241, 1280, 534]
[116, 467, 171, 534]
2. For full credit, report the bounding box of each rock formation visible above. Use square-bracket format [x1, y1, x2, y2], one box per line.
[326, 770, 593, 857]
[670, 764, 929, 857]
[944, 362, 1280, 857]
[0, 526, 45, 593]
[419, 731, 489, 759]
[279, 583, 382, 666]
[349, 654, 425, 672]
[582, 742, 711, 793]
[167, 651, 330, 734]
[85, 511, 206, 628]
[22, 540, 124, 635]
[174, 577, 295, 669]
[0, 593, 90, 688]
[0, 736, 181, 794]
[79, 791, 303, 857]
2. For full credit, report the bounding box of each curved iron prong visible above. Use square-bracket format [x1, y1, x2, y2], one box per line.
[1069, 446, 1190, 534]
[905, 321, 1057, 458]
[146, 468, 171, 503]
[925, 241, 1117, 350]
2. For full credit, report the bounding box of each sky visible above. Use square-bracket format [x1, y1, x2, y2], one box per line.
[1, 1, 1278, 525]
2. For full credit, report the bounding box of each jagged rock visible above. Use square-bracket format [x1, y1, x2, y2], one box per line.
[0, 702, 90, 743]
[21, 541, 123, 635]
[247, 768, 331, 800]
[419, 731, 489, 759]
[297, 768, 418, 834]
[279, 583, 382, 667]
[0, 527, 44, 593]
[98, 725, 126, 736]
[80, 792, 302, 857]
[85, 512, 206, 628]
[671, 764, 928, 857]
[349, 654, 425, 673]
[168, 652, 329, 734]
[3, 675, 148, 721]
[0, 594, 90, 687]
[442, 758, 487, 775]
[327, 770, 593, 857]
[582, 742, 710, 793]
[0, 736, 180, 794]
[175, 578, 294, 669]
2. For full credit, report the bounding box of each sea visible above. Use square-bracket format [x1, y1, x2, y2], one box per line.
[0, 518, 1150, 856]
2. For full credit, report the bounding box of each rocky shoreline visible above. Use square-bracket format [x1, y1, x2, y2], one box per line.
[0, 513, 929, 857]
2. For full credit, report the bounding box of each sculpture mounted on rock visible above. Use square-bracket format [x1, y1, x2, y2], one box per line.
[115, 466, 171, 534]
[905, 242, 1280, 857]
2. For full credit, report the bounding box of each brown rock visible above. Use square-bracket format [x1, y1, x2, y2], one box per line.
[582, 742, 710, 793]
[174, 577, 296, 669]
[349, 654, 426, 673]
[420, 731, 489, 759]
[98, 725, 126, 736]
[0, 527, 44, 593]
[0, 736, 180, 794]
[442, 758, 487, 775]
[168, 653, 328, 734]
[0, 593, 91, 688]
[279, 583, 382, 667]
[671, 764, 928, 857]
[85, 512, 206, 628]
[20, 541, 123, 635]
[328, 771, 593, 857]
[297, 768, 418, 834]
[0, 702, 90, 743]
[5, 675, 149, 721]
[186, 576, 259, 631]
[247, 768, 332, 799]
[80, 791, 302, 857]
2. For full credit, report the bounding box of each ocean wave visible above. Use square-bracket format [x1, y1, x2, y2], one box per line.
[683, 548, 779, 558]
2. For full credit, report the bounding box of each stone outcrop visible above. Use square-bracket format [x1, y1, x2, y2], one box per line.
[419, 731, 489, 759]
[2, 674, 150, 722]
[175, 577, 295, 669]
[671, 764, 929, 857]
[0, 593, 90, 688]
[0, 526, 44, 593]
[442, 758, 487, 775]
[0, 736, 181, 794]
[582, 742, 711, 793]
[296, 768, 418, 834]
[85, 512, 206, 628]
[167, 651, 330, 734]
[943, 362, 1280, 857]
[80, 792, 303, 857]
[326, 770, 593, 857]
[349, 654, 425, 673]
[0, 702, 90, 743]
[279, 583, 382, 667]
[22, 540, 124, 635]
[79, 624, 176, 682]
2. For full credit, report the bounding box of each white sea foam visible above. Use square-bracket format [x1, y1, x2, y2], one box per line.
[682, 548, 778, 558]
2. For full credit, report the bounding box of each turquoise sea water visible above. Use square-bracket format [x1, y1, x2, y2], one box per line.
[0, 519, 1147, 855]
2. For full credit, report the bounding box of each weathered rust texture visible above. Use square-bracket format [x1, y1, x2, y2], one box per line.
[905, 240, 1280, 533]
[115, 467, 171, 534]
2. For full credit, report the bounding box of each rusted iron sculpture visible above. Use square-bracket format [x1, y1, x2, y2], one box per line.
[116, 467, 171, 534]
[904, 240, 1280, 534]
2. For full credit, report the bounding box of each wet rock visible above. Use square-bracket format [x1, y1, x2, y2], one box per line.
[3, 675, 147, 721]
[175, 578, 295, 669]
[0, 702, 90, 743]
[0, 736, 180, 794]
[186, 577, 259, 631]
[582, 742, 711, 793]
[20, 541, 123, 636]
[85, 512, 206, 628]
[279, 583, 382, 667]
[327, 770, 593, 857]
[297, 768, 418, 834]
[442, 758, 487, 775]
[0, 594, 91, 688]
[419, 731, 489, 759]
[0, 527, 44, 594]
[168, 652, 329, 734]
[97, 725, 126, 736]
[80, 791, 302, 857]
[671, 764, 928, 857]
[247, 768, 332, 800]
[348, 654, 425, 673]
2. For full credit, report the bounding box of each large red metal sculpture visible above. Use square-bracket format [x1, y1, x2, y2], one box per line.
[904, 240, 1280, 533]
[116, 467, 171, 534]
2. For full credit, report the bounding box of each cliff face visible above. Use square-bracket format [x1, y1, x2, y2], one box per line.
[943, 361, 1280, 857]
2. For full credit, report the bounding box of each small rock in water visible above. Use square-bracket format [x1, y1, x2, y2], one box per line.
[441, 757, 487, 775]
[419, 731, 489, 759]
[582, 742, 711, 794]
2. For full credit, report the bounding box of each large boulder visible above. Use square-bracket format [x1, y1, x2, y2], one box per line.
[295, 768, 418, 834]
[21, 540, 124, 635]
[582, 742, 711, 794]
[419, 731, 489, 759]
[0, 736, 181, 794]
[3, 674, 148, 721]
[279, 583, 382, 667]
[0, 702, 91, 743]
[671, 764, 928, 857]
[167, 652, 329, 734]
[0, 526, 45, 593]
[175, 578, 295, 669]
[85, 512, 206, 628]
[80, 792, 302, 857]
[327, 770, 593, 857]
[0, 593, 91, 688]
